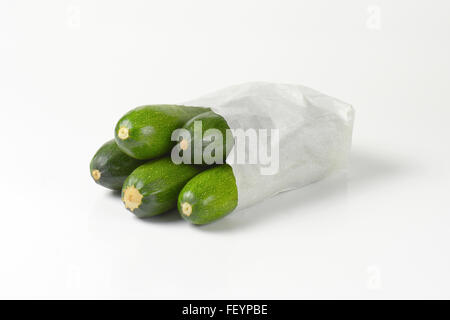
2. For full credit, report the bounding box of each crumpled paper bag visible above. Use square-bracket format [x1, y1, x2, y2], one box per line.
[184, 82, 354, 211]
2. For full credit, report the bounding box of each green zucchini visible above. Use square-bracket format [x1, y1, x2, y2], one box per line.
[115, 105, 209, 160]
[90, 139, 147, 190]
[122, 157, 205, 218]
[178, 165, 238, 224]
[177, 111, 233, 165]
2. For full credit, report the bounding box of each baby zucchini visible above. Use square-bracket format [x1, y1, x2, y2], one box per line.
[90, 139, 147, 190]
[178, 165, 238, 224]
[115, 105, 209, 160]
[177, 111, 233, 165]
[122, 157, 205, 218]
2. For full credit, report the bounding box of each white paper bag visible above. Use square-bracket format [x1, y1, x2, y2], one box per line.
[183, 82, 354, 211]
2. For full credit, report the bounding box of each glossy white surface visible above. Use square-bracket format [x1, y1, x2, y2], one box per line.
[0, 0, 449, 299]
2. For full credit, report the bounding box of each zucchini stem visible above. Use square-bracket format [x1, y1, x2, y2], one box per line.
[181, 202, 192, 216]
[180, 138, 189, 151]
[123, 186, 143, 211]
[92, 169, 101, 181]
[118, 127, 130, 140]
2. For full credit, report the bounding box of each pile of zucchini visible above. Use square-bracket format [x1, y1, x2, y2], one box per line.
[90, 105, 238, 225]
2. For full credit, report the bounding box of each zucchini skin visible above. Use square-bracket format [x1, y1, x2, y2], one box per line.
[122, 157, 205, 218]
[115, 105, 209, 160]
[90, 139, 146, 190]
[178, 165, 238, 224]
[179, 111, 232, 165]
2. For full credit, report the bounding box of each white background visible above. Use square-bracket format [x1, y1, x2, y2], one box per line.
[1, 0, 449, 299]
